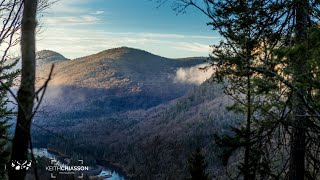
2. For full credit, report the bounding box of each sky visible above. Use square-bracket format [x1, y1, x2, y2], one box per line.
[36, 0, 221, 59]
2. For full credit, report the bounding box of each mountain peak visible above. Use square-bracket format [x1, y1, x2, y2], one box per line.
[88, 46, 164, 60]
[36, 50, 68, 65]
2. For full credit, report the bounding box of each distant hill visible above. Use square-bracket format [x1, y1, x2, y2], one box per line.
[9, 50, 69, 73]
[36, 50, 69, 66]
[36, 47, 206, 114]
[38, 47, 204, 88]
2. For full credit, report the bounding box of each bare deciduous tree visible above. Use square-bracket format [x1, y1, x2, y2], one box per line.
[8, 0, 38, 180]
[0, 0, 55, 179]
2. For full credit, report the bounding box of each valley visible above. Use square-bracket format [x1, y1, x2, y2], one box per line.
[31, 47, 240, 179]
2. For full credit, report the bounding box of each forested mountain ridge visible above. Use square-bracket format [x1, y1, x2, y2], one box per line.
[35, 47, 206, 115]
[34, 79, 239, 179]
[37, 46, 204, 88]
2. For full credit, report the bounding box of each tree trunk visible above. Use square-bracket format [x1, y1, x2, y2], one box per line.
[289, 1, 309, 179]
[9, 0, 38, 180]
[244, 73, 252, 180]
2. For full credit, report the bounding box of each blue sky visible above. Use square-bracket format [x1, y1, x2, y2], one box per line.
[37, 0, 221, 59]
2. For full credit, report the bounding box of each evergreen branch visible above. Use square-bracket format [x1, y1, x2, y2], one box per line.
[0, 80, 27, 118]
[249, 66, 320, 120]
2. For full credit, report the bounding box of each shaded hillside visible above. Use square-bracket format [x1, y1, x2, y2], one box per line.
[54, 80, 238, 148]
[34, 80, 241, 179]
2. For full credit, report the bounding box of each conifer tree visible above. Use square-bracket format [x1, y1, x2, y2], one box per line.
[188, 147, 209, 180]
[179, 1, 279, 179]
[159, 0, 320, 179]
[0, 59, 20, 179]
[0, 0, 24, 179]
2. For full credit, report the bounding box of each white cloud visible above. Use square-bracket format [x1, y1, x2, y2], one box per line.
[36, 27, 216, 58]
[39, 0, 104, 27]
[45, 0, 89, 14]
[38, 0, 217, 57]
[174, 42, 212, 53]
[92, 10, 104, 15]
[34, 0, 218, 59]
[174, 63, 214, 85]
[42, 15, 100, 25]
[138, 33, 219, 39]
